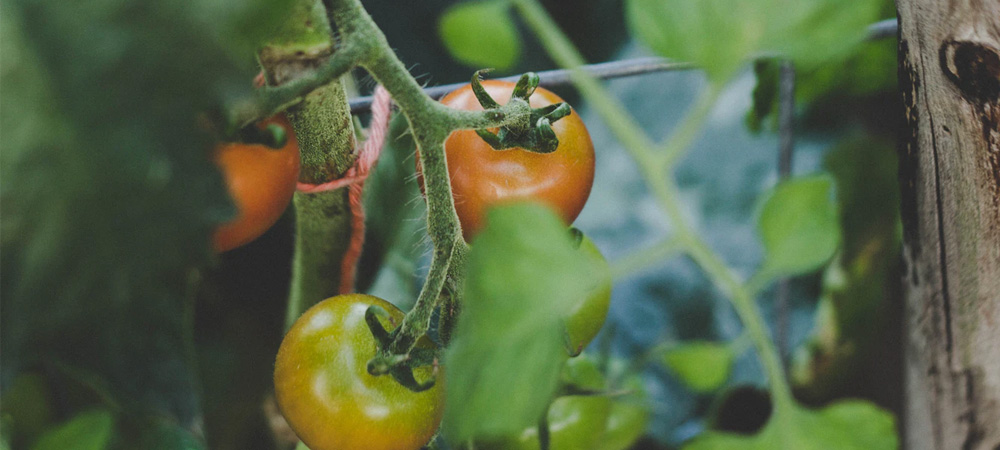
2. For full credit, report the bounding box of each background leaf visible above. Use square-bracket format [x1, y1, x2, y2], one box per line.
[439, 0, 522, 70]
[443, 202, 598, 442]
[625, 0, 880, 83]
[1, 0, 293, 446]
[756, 175, 840, 280]
[684, 400, 897, 450]
[661, 342, 734, 393]
[30, 410, 113, 450]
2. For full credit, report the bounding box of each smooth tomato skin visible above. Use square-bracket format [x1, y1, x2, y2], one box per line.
[433, 81, 595, 240]
[476, 395, 613, 450]
[274, 294, 445, 450]
[213, 115, 300, 252]
[598, 375, 650, 450]
[565, 236, 611, 356]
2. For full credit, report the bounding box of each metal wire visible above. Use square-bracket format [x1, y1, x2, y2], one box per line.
[347, 18, 898, 113]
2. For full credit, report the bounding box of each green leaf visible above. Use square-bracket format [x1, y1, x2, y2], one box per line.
[625, 0, 880, 82]
[684, 400, 897, 450]
[661, 342, 734, 393]
[0, 374, 55, 447]
[439, 0, 522, 70]
[626, 0, 761, 82]
[757, 175, 840, 280]
[30, 410, 113, 450]
[444, 202, 599, 442]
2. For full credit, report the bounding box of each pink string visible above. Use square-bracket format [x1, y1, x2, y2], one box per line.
[296, 85, 393, 294]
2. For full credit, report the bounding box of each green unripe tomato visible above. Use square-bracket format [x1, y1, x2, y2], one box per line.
[564, 234, 612, 356]
[274, 294, 445, 450]
[599, 375, 650, 450]
[476, 395, 613, 450]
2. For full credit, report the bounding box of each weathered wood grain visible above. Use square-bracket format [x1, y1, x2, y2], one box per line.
[897, 0, 1000, 448]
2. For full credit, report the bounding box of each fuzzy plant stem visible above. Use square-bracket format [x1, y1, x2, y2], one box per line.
[258, 0, 359, 330]
[259, 0, 529, 355]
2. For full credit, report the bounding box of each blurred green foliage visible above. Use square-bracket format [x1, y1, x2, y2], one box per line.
[756, 175, 841, 280]
[1, 0, 294, 447]
[662, 342, 735, 393]
[625, 0, 880, 83]
[439, 1, 522, 71]
[685, 400, 896, 449]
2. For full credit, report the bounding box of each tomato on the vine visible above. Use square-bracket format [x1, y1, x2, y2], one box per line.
[274, 294, 444, 450]
[213, 115, 299, 252]
[427, 80, 595, 240]
[565, 234, 612, 356]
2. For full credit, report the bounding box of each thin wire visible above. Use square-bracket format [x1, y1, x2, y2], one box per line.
[774, 60, 796, 367]
[347, 18, 899, 113]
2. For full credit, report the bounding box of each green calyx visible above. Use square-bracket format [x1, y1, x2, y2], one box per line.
[364, 305, 440, 393]
[235, 122, 288, 149]
[472, 70, 571, 154]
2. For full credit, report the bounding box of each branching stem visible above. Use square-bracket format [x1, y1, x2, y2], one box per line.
[280, 0, 525, 364]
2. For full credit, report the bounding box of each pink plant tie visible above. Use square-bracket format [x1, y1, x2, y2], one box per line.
[296, 85, 393, 294]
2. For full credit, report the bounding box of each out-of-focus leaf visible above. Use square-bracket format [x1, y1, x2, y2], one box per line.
[444, 202, 599, 442]
[756, 175, 840, 280]
[0, 0, 293, 442]
[0, 374, 54, 448]
[123, 420, 206, 450]
[439, 1, 522, 70]
[625, 0, 880, 82]
[684, 400, 896, 449]
[30, 410, 113, 450]
[752, 33, 898, 133]
[661, 342, 734, 393]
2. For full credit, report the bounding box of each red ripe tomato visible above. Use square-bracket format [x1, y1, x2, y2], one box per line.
[213, 115, 299, 252]
[274, 294, 445, 450]
[428, 80, 595, 240]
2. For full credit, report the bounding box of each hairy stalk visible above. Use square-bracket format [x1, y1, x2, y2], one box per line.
[317, 0, 525, 360]
[260, 0, 359, 330]
[513, 0, 796, 414]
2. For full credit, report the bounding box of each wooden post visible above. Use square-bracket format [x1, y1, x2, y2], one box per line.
[896, 0, 1000, 448]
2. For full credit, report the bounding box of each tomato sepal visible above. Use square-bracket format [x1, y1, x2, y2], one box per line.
[469, 71, 571, 154]
[364, 306, 442, 393]
[472, 69, 503, 109]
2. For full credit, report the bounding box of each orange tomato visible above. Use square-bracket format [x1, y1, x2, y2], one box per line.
[425, 81, 595, 240]
[213, 115, 299, 252]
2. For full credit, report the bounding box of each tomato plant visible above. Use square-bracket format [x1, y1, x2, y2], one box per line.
[213, 115, 300, 252]
[425, 80, 595, 240]
[565, 234, 611, 356]
[273, 294, 445, 450]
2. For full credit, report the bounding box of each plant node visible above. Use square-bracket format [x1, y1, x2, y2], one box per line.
[471, 71, 572, 154]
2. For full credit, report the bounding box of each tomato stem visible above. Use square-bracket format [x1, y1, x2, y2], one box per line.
[258, 0, 359, 330]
